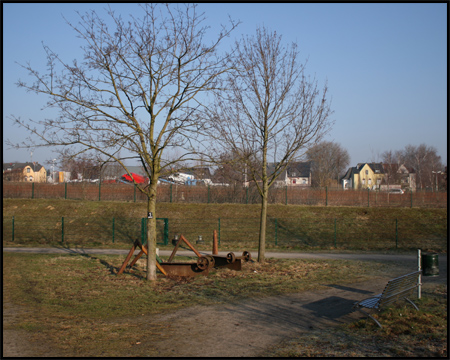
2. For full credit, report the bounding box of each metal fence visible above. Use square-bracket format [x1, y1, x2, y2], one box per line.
[3, 216, 447, 252]
[2, 182, 447, 208]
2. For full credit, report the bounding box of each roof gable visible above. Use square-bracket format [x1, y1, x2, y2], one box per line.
[3, 162, 45, 172]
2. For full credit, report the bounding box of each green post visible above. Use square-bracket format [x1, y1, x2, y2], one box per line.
[12, 216, 14, 242]
[112, 217, 115, 243]
[141, 218, 146, 245]
[32, 182, 35, 199]
[326, 186, 328, 206]
[285, 186, 288, 205]
[395, 218, 398, 249]
[218, 218, 221, 245]
[164, 218, 169, 245]
[334, 218, 337, 247]
[99, 181, 101, 201]
[170, 184, 173, 203]
[275, 218, 278, 246]
[61, 217, 64, 244]
[65, 182, 67, 199]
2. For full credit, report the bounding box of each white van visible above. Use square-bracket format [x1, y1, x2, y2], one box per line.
[388, 188, 404, 194]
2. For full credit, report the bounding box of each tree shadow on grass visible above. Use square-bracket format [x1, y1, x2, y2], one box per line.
[51, 243, 145, 280]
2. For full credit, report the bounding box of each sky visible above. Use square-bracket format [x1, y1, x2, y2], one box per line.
[3, 3, 447, 170]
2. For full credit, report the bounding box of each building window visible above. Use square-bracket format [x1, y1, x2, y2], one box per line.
[368, 178, 372, 185]
[362, 179, 365, 185]
[302, 179, 307, 184]
[27, 168, 31, 173]
[292, 179, 296, 184]
[365, 170, 369, 175]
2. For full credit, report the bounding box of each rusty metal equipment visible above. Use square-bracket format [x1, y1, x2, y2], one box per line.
[118, 232, 251, 277]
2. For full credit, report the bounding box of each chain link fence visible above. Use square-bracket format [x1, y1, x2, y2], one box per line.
[2, 182, 447, 208]
[3, 216, 446, 252]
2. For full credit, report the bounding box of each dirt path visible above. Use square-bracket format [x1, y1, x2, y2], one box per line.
[134, 277, 393, 357]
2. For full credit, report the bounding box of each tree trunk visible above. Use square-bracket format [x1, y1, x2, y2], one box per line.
[258, 182, 268, 263]
[146, 181, 158, 281]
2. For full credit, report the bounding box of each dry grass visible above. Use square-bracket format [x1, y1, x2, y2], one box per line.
[2, 199, 447, 252]
[3, 252, 402, 357]
[263, 285, 447, 357]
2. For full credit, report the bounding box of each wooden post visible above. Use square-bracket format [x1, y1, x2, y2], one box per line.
[212, 230, 219, 255]
[117, 240, 137, 275]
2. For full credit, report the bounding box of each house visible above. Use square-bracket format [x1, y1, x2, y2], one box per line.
[341, 163, 385, 190]
[269, 161, 312, 188]
[3, 162, 47, 182]
[382, 164, 416, 191]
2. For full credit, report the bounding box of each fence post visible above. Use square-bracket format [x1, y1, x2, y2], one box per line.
[275, 218, 278, 246]
[164, 218, 169, 245]
[112, 217, 115, 243]
[141, 218, 146, 245]
[12, 216, 14, 242]
[334, 218, 337, 247]
[395, 218, 398, 249]
[218, 218, 221, 245]
[61, 217, 64, 244]
[32, 182, 35, 199]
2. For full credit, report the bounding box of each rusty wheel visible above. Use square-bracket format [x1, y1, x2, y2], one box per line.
[242, 251, 251, 261]
[205, 255, 215, 268]
[196, 256, 209, 270]
[226, 252, 236, 263]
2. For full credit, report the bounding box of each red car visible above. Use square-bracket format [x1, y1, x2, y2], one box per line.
[120, 172, 148, 184]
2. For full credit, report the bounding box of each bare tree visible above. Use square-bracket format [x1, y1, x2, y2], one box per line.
[381, 150, 401, 188]
[8, 4, 238, 280]
[205, 27, 333, 262]
[398, 144, 443, 190]
[306, 141, 349, 187]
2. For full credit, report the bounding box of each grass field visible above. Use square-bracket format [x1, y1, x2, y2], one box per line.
[3, 252, 447, 357]
[3, 199, 447, 356]
[2, 199, 447, 252]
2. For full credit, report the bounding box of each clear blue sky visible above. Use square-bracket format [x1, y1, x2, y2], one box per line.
[3, 3, 447, 169]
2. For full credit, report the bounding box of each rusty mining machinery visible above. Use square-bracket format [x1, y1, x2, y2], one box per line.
[118, 230, 252, 277]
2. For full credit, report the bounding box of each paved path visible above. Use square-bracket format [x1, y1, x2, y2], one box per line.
[3, 246, 445, 263]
